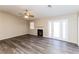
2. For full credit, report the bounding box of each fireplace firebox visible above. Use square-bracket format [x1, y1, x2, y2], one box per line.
[37, 29, 43, 37]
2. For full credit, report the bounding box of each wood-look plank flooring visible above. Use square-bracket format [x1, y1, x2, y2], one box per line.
[0, 34, 79, 54]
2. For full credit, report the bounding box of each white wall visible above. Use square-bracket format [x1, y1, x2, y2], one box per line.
[77, 13, 79, 46]
[0, 11, 28, 40]
[67, 14, 78, 44]
[28, 13, 78, 44]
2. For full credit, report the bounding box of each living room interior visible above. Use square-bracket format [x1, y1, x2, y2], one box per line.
[0, 5, 79, 54]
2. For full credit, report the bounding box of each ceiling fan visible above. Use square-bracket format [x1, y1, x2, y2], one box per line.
[18, 9, 34, 19]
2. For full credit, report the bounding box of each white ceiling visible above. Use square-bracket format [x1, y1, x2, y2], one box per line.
[0, 5, 79, 19]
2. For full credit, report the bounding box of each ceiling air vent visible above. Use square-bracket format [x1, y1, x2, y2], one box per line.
[48, 5, 52, 8]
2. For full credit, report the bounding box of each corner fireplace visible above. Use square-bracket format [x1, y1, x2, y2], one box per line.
[37, 29, 43, 37]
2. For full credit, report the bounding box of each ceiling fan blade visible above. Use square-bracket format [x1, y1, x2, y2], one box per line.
[17, 13, 22, 16]
[29, 15, 34, 17]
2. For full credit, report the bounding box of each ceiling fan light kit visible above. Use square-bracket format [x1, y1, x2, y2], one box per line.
[24, 15, 29, 18]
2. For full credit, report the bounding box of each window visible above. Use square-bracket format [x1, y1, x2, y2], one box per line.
[30, 22, 34, 29]
[48, 19, 68, 41]
[53, 20, 68, 40]
[62, 20, 67, 39]
[53, 21, 61, 39]
[48, 21, 52, 37]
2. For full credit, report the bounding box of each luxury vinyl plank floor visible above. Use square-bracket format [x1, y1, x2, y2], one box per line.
[0, 34, 79, 54]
